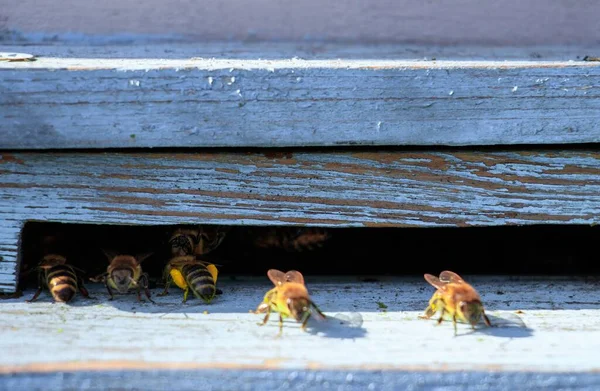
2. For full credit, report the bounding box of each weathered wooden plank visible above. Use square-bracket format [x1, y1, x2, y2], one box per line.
[1, 43, 597, 61]
[0, 220, 22, 292]
[2, 0, 600, 45]
[1, 277, 600, 375]
[1, 150, 599, 291]
[2, 58, 600, 148]
[5, 370, 600, 391]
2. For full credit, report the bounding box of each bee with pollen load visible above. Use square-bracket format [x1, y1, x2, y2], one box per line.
[158, 226, 223, 303]
[422, 270, 491, 335]
[255, 269, 326, 335]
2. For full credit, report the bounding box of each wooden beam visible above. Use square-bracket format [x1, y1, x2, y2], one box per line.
[1, 277, 600, 375]
[2, 57, 600, 149]
[3, 0, 600, 45]
[1, 150, 599, 291]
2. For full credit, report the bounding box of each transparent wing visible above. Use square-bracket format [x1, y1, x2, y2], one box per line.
[439, 270, 465, 284]
[285, 270, 305, 284]
[424, 273, 448, 290]
[267, 269, 287, 285]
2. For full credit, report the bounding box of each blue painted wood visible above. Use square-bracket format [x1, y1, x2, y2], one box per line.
[1, 58, 600, 148]
[2, 370, 599, 391]
[1, 150, 600, 291]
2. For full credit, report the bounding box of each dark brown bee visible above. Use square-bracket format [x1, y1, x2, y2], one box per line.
[252, 227, 331, 252]
[92, 252, 154, 303]
[255, 269, 325, 334]
[26, 254, 90, 303]
[159, 255, 219, 303]
[169, 226, 228, 256]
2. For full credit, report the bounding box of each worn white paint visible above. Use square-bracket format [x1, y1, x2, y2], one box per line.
[1, 150, 599, 291]
[1, 276, 600, 373]
[0, 43, 595, 61]
[1, 57, 599, 148]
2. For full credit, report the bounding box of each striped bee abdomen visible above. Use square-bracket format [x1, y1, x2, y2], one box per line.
[182, 264, 216, 303]
[46, 265, 78, 303]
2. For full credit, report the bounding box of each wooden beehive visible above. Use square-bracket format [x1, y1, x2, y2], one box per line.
[2, 1, 600, 387]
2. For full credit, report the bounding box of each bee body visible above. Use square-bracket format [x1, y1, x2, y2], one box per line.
[422, 270, 491, 335]
[253, 228, 330, 252]
[255, 269, 325, 334]
[94, 253, 154, 303]
[27, 254, 89, 303]
[169, 226, 227, 256]
[161, 255, 219, 303]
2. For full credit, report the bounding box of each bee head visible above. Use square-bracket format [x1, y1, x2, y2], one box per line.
[169, 233, 196, 256]
[458, 301, 484, 327]
[111, 269, 135, 293]
[39, 254, 67, 269]
[287, 297, 311, 322]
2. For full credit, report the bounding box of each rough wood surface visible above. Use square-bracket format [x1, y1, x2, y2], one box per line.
[2, 58, 600, 148]
[1, 150, 600, 291]
[5, 370, 600, 391]
[1, 43, 597, 61]
[1, 277, 600, 375]
[2, 0, 600, 45]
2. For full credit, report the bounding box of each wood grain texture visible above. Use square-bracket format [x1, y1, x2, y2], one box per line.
[1, 150, 599, 291]
[2, 0, 600, 45]
[1, 277, 600, 374]
[5, 370, 600, 391]
[2, 58, 600, 148]
[1, 43, 596, 61]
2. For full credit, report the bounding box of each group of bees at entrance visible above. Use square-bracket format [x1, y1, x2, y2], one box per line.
[24, 226, 491, 335]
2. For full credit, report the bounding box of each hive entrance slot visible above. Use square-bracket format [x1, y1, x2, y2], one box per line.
[17, 222, 600, 292]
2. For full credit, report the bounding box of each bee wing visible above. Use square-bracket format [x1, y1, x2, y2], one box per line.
[439, 270, 465, 284]
[136, 252, 153, 264]
[285, 270, 305, 285]
[267, 269, 287, 286]
[101, 249, 118, 262]
[424, 273, 448, 290]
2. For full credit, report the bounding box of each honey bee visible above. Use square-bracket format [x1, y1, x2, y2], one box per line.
[255, 269, 325, 334]
[92, 252, 154, 303]
[169, 226, 228, 256]
[252, 227, 330, 252]
[26, 254, 90, 303]
[422, 270, 491, 335]
[159, 255, 219, 303]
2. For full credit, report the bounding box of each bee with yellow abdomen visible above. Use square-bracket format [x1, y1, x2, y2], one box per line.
[159, 255, 219, 303]
[255, 269, 325, 334]
[26, 254, 90, 303]
[92, 252, 154, 303]
[169, 226, 228, 256]
[422, 270, 491, 335]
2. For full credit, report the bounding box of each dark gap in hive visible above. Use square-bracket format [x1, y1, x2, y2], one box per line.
[17, 222, 600, 290]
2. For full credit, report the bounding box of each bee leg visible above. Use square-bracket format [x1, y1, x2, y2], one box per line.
[483, 311, 492, 327]
[301, 314, 310, 331]
[158, 276, 171, 297]
[258, 306, 271, 326]
[77, 275, 92, 300]
[277, 314, 284, 337]
[182, 288, 189, 303]
[453, 314, 458, 336]
[26, 286, 43, 303]
[311, 301, 326, 319]
[140, 273, 155, 304]
[105, 282, 114, 301]
[26, 271, 44, 303]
